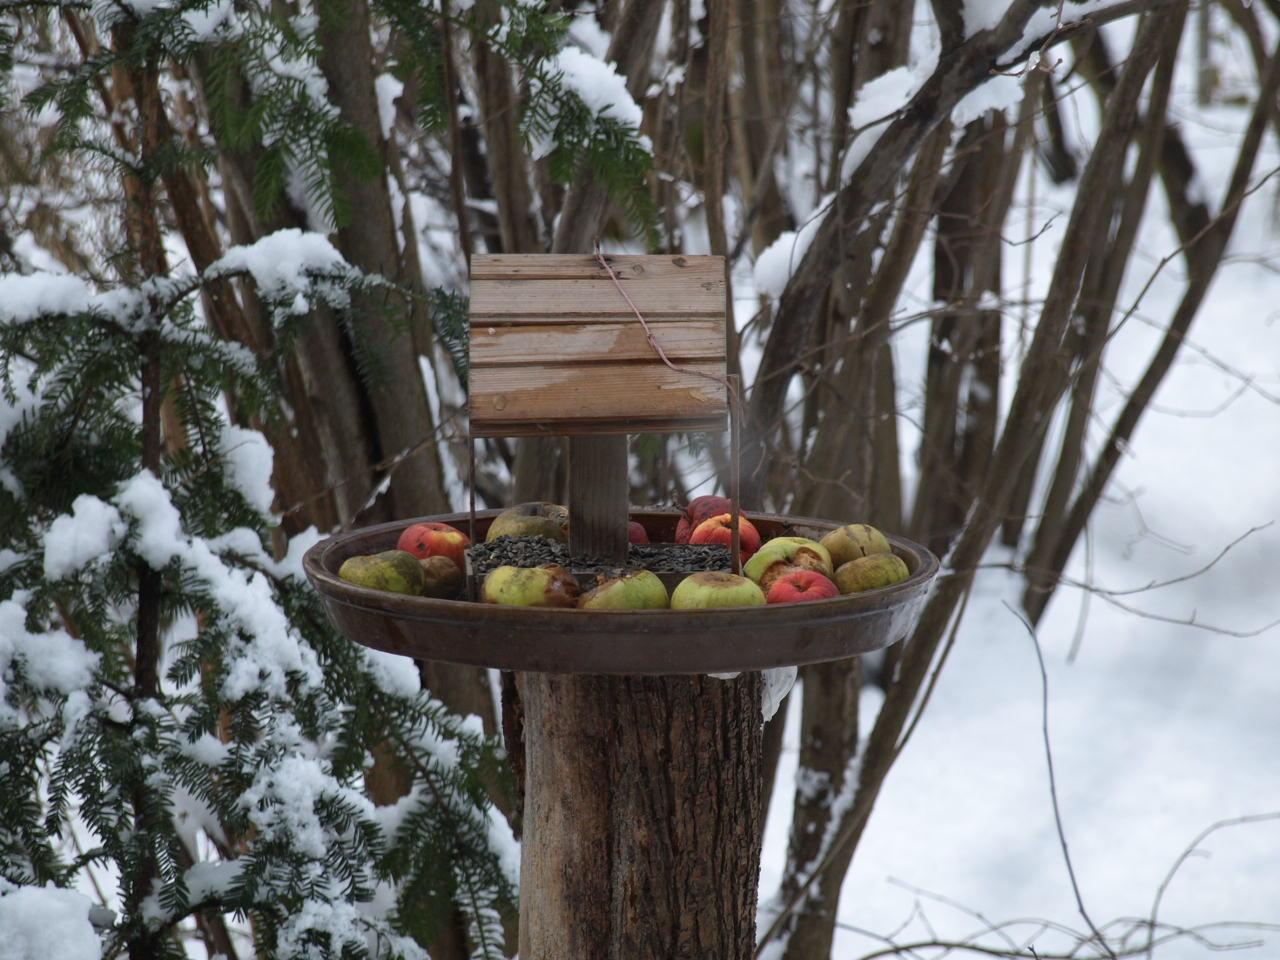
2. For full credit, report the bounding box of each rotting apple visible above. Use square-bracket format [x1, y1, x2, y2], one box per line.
[674, 495, 734, 544]
[743, 536, 834, 593]
[419, 555, 463, 599]
[485, 502, 570, 543]
[833, 553, 910, 594]
[579, 570, 669, 610]
[628, 520, 650, 545]
[481, 564, 580, 607]
[339, 550, 425, 596]
[670, 571, 766, 609]
[819, 523, 891, 568]
[397, 520, 470, 568]
[766, 568, 840, 604]
[688, 513, 762, 560]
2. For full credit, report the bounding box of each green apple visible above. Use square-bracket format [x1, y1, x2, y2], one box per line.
[578, 570, 669, 610]
[339, 550, 425, 595]
[486, 502, 570, 543]
[419, 555, 463, 599]
[670, 571, 765, 609]
[820, 523, 891, 567]
[744, 536, 833, 592]
[833, 554, 909, 594]
[481, 564, 580, 607]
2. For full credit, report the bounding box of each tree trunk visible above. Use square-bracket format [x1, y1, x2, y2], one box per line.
[518, 671, 763, 959]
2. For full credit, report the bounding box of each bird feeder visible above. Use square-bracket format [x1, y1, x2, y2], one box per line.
[304, 252, 939, 959]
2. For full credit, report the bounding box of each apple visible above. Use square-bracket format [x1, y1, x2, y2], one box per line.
[486, 502, 569, 543]
[743, 536, 834, 593]
[339, 550, 425, 596]
[688, 513, 762, 560]
[420, 555, 463, 599]
[833, 554, 910, 594]
[481, 564, 580, 607]
[628, 521, 650, 545]
[579, 570, 669, 610]
[397, 521, 470, 568]
[674, 495, 734, 544]
[819, 523, 891, 568]
[670, 571, 765, 609]
[766, 568, 840, 604]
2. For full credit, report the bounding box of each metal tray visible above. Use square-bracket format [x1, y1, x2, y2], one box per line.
[303, 509, 939, 675]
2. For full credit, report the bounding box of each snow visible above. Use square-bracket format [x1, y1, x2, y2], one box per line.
[752, 196, 834, 300]
[42, 494, 126, 580]
[361, 647, 422, 699]
[552, 46, 644, 129]
[220, 424, 276, 518]
[755, 38, 1280, 957]
[0, 593, 101, 724]
[241, 754, 377, 859]
[761, 666, 797, 723]
[114, 470, 323, 699]
[0, 883, 101, 960]
[0, 272, 141, 326]
[208, 228, 354, 314]
[374, 73, 404, 140]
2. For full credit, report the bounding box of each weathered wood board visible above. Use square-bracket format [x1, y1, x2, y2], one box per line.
[468, 254, 728, 437]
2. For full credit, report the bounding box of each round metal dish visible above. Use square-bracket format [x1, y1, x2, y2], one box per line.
[303, 509, 939, 675]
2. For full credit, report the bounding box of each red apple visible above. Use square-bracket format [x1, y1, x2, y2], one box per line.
[766, 567, 840, 604]
[688, 513, 762, 560]
[675, 495, 734, 543]
[397, 521, 470, 568]
[628, 520, 650, 545]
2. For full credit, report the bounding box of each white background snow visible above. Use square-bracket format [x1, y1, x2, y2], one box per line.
[752, 12, 1280, 957]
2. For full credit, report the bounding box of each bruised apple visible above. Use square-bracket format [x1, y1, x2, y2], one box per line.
[819, 523, 891, 568]
[688, 513, 761, 560]
[481, 564, 580, 607]
[766, 568, 840, 604]
[743, 536, 833, 593]
[486, 502, 569, 543]
[397, 521, 469, 568]
[419, 555, 463, 599]
[674, 495, 733, 544]
[578, 570, 669, 610]
[339, 550, 425, 596]
[833, 554, 909, 594]
[670, 571, 765, 609]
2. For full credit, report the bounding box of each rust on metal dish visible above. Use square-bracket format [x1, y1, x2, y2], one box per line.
[303, 509, 940, 676]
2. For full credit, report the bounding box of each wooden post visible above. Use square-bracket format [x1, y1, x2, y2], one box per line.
[519, 672, 763, 959]
[518, 434, 765, 959]
[568, 436, 629, 563]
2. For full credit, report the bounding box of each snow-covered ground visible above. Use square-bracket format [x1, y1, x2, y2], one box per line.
[759, 18, 1280, 957]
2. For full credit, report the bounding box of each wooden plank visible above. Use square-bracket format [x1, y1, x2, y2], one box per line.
[471, 415, 728, 438]
[569, 436, 629, 562]
[469, 313, 714, 327]
[470, 320, 725, 366]
[472, 254, 723, 283]
[469, 362, 727, 425]
[470, 277, 725, 317]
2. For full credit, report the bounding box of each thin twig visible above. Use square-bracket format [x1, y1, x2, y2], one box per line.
[1004, 602, 1116, 959]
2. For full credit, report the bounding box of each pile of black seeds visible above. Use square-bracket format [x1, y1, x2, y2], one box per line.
[467, 536, 729, 578]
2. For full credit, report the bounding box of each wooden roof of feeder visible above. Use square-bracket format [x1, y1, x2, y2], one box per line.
[467, 254, 728, 437]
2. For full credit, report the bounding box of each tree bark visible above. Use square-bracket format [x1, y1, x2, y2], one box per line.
[518, 671, 763, 959]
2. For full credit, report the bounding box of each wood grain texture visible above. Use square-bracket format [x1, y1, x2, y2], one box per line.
[469, 319, 725, 364]
[471, 277, 725, 316]
[468, 254, 728, 436]
[472, 253, 724, 281]
[469, 362, 727, 424]
[518, 671, 763, 960]
[569, 436, 629, 562]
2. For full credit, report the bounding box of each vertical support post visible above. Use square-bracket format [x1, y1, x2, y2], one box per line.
[729, 374, 742, 575]
[519, 672, 764, 959]
[568, 435, 629, 562]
